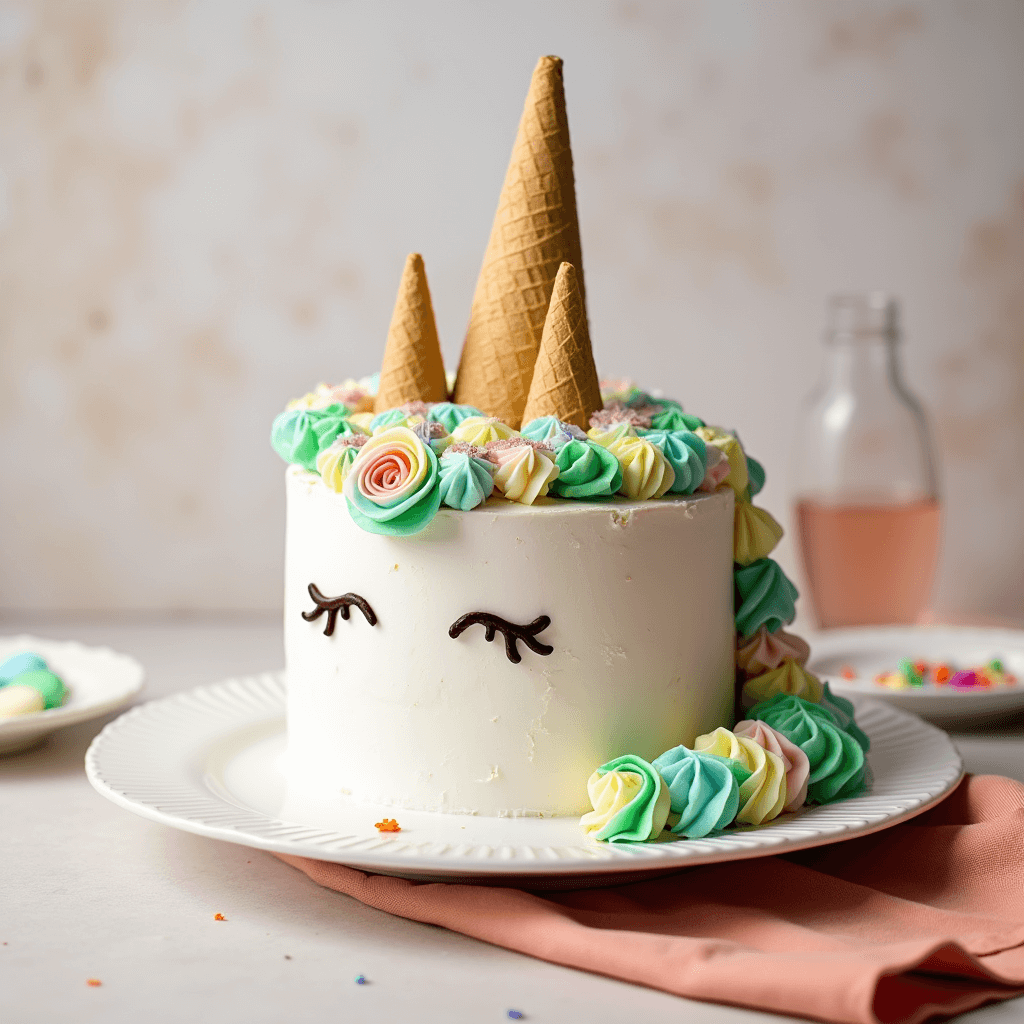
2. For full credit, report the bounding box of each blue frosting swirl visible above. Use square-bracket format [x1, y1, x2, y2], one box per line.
[428, 402, 486, 434]
[642, 430, 707, 494]
[438, 450, 495, 510]
[652, 746, 751, 838]
[520, 415, 585, 451]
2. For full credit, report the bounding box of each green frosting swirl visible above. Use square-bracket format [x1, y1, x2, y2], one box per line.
[643, 430, 707, 494]
[271, 404, 350, 472]
[345, 443, 442, 537]
[734, 558, 799, 638]
[438, 451, 495, 511]
[820, 682, 871, 752]
[428, 402, 485, 434]
[650, 406, 704, 432]
[749, 693, 867, 803]
[551, 439, 622, 498]
[652, 746, 750, 838]
[369, 407, 408, 432]
[746, 455, 766, 497]
[590, 754, 669, 843]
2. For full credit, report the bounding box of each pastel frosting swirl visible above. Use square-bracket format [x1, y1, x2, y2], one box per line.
[650, 406, 704, 432]
[551, 439, 622, 498]
[487, 439, 559, 504]
[733, 719, 810, 812]
[734, 558, 799, 638]
[746, 455, 766, 497]
[451, 416, 519, 447]
[651, 745, 751, 838]
[316, 435, 367, 493]
[520, 415, 587, 451]
[736, 626, 811, 678]
[696, 427, 749, 494]
[580, 754, 670, 842]
[343, 426, 441, 536]
[741, 658, 823, 709]
[428, 402, 485, 434]
[734, 500, 784, 565]
[749, 694, 868, 803]
[607, 436, 675, 500]
[693, 727, 787, 825]
[369, 407, 412, 432]
[697, 445, 731, 492]
[641, 430, 707, 495]
[271, 405, 357, 473]
[438, 448, 495, 511]
[820, 683, 871, 752]
[587, 422, 637, 448]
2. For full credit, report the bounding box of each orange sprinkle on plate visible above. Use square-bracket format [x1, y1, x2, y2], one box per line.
[375, 818, 401, 833]
[86, 979, 102, 987]
[840, 666, 857, 680]
[214, 913, 226, 921]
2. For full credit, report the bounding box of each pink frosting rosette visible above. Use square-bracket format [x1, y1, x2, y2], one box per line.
[734, 718, 810, 812]
[697, 444, 731, 492]
[486, 438, 560, 505]
[342, 426, 441, 536]
[736, 625, 812, 679]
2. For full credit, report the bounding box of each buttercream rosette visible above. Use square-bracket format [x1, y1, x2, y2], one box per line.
[342, 426, 441, 536]
[369, 406, 411, 433]
[607, 435, 675, 500]
[746, 454, 766, 497]
[651, 745, 751, 838]
[580, 753, 670, 842]
[820, 683, 871, 752]
[749, 694, 868, 804]
[641, 430, 707, 495]
[438, 443, 496, 511]
[551, 438, 622, 498]
[694, 726, 788, 826]
[451, 416, 519, 447]
[520, 415, 587, 451]
[741, 658, 824, 710]
[648, 405, 704, 432]
[696, 426, 749, 494]
[734, 500, 784, 565]
[733, 719, 810, 812]
[428, 402, 485, 434]
[734, 558, 799, 638]
[736, 625, 811, 679]
[271, 404, 361, 473]
[486, 438, 560, 505]
[316, 434, 368, 493]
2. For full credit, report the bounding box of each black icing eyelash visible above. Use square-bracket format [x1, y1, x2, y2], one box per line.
[302, 583, 378, 635]
[448, 612, 553, 664]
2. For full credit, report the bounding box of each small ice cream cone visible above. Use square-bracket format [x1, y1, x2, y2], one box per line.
[521, 263, 601, 431]
[375, 254, 448, 413]
[453, 55, 587, 427]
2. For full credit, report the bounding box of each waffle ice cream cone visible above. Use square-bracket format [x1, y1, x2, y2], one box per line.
[453, 55, 586, 428]
[521, 262, 601, 430]
[375, 253, 448, 412]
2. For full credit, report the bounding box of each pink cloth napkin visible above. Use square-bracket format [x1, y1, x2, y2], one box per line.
[276, 775, 1024, 1024]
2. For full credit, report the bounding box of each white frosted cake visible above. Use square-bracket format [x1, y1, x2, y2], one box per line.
[271, 55, 869, 841]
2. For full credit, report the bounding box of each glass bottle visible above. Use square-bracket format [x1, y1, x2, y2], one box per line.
[792, 294, 941, 628]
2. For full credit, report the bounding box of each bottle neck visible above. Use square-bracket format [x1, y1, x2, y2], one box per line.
[824, 336, 900, 394]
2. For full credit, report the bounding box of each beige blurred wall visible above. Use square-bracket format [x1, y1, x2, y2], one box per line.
[1, 0, 1022, 617]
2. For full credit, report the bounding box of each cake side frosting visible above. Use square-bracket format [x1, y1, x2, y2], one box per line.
[285, 466, 736, 816]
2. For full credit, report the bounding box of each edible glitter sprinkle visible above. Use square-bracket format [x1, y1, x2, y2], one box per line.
[485, 437, 553, 453]
[399, 400, 432, 416]
[335, 433, 368, 448]
[443, 441, 493, 461]
[355, 974, 367, 985]
[375, 818, 401, 833]
[589, 403, 651, 429]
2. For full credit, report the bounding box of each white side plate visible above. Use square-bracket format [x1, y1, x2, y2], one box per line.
[810, 626, 1024, 726]
[0, 635, 145, 755]
[86, 673, 963, 887]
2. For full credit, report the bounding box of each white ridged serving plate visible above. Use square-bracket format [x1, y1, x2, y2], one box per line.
[86, 674, 963, 887]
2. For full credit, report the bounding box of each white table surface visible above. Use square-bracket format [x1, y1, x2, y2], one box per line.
[2, 616, 1023, 1024]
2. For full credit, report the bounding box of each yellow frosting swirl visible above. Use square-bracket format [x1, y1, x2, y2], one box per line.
[316, 440, 363, 493]
[347, 412, 375, 433]
[607, 436, 675, 500]
[587, 422, 637, 448]
[694, 726, 786, 825]
[734, 500, 784, 565]
[451, 416, 519, 447]
[580, 769, 670, 840]
[696, 427, 749, 494]
[490, 443, 560, 504]
[741, 658, 824, 709]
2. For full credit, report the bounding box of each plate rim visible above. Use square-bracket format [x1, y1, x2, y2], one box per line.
[0, 634, 145, 738]
[85, 671, 964, 879]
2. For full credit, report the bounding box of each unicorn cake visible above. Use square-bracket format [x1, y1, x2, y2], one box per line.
[272, 57, 869, 834]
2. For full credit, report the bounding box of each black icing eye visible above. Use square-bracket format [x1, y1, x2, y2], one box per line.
[448, 612, 553, 664]
[302, 583, 378, 636]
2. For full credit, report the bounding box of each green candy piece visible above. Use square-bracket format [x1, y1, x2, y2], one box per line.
[551, 439, 622, 498]
[746, 456, 766, 497]
[13, 669, 66, 709]
[734, 558, 799, 638]
[749, 693, 867, 804]
[898, 658, 923, 687]
[0, 652, 48, 685]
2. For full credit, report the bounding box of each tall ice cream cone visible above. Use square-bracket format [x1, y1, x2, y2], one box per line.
[375, 253, 448, 412]
[453, 55, 586, 427]
[521, 262, 601, 430]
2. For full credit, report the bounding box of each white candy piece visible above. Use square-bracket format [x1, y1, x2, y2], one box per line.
[0, 684, 46, 717]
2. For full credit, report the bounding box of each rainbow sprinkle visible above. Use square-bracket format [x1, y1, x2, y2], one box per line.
[874, 658, 1016, 690]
